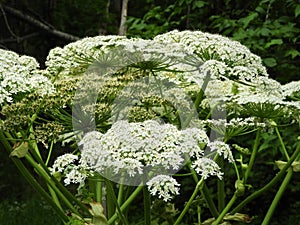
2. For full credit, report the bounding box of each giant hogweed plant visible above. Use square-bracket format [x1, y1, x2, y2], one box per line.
[0, 30, 300, 225]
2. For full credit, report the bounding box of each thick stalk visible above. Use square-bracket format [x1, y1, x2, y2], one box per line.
[0, 131, 68, 222]
[261, 169, 293, 225]
[244, 129, 261, 182]
[106, 180, 128, 225]
[187, 156, 219, 218]
[231, 144, 300, 214]
[212, 194, 238, 225]
[217, 158, 225, 212]
[174, 178, 204, 225]
[27, 142, 91, 216]
[143, 186, 151, 225]
[275, 126, 289, 160]
[182, 71, 211, 128]
[96, 179, 103, 203]
[202, 183, 219, 218]
[24, 154, 81, 216]
[107, 184, 143, 224]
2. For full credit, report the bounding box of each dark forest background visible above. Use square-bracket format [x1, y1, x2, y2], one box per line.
[0, 0, 299, 83]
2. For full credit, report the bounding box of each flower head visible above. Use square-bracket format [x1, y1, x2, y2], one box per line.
[192, 157, 223, 180]
[146, 175, 180, 202]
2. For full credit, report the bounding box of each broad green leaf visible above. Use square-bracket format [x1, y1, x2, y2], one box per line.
[263, 57, 277, 67]
[10, 142, 29, 158]
[265, 39, 283, 48]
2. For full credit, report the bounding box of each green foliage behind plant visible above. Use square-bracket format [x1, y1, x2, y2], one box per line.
[126, 0, 300, 83]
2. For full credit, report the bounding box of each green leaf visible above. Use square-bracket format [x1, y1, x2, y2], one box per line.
[260, 27, 271, 36]
[285, 49, 300, 59]
[265, 39, 283, 48]
[193, 1, 206, 9]
[263, 57, 277, 67]
[239, 12, 258, 29]
[10, 142, 29, 158]
[295, 5, 300, 17]
[275, 160, 300, 172]
[89, 202, 108, 225]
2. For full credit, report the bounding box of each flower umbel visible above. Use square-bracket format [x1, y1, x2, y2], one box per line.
[146, 175, 180, 202]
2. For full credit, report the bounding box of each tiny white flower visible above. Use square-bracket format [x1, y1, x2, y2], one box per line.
[192, 157, 223, 180]
[50, 153, 78, 174]
[208, 141, 234, 163]
[146, 175, 180, 202]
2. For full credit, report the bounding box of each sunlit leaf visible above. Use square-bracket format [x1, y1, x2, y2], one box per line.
[10, 142, 29, 158]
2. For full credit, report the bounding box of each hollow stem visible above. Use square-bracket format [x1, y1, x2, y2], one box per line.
[231, 144, 300, 214]
[143, 186, 151, 225]
[244, 129, 261, 182]
[174, 178, 204, 225]
[212, 194, 238, 225]
[108, 185, 143, 224]
[261, 169, 293, 225]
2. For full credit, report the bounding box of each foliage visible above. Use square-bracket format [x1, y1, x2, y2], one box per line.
[0, 195, 63, 225]
[126, 0, 300, 83]
[1, 29, 300, 225]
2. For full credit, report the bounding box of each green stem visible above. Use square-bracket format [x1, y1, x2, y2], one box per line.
[261, 169, 293, 225]
[24, 154, 81, 216]
[202, 183, 219, 218]
[187, 156, 219, 218]
[45, 139, 54, 166]
[218, 158, 225, 212]
[212, 194, 238, 225]
[117, 176, 125, 206]
[182, 71, 211, 128]
[47, 184, 63, 210]
[143, 186, 151, 225]
[107, 185, 143, 224]
[96, 179, 103, 203]
[106, 180, 128, 225]
[275, 126, 289, 160]
[231, 144, 300, 214]
[244, 129, 261, 182]
[174, 178, 204, 225]
[0, 132, 68, 222]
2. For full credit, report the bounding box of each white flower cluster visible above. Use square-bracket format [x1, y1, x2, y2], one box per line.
[0, 49, 54, 105]
[282, 81, 300, 99]
[45, 35, 126, 76]
[153, 30, 268, 82]
[51, 153, 88, 186]
[146, 175, 180, 202]
[45, 30, 269, 89]
[77, 120, 233, 200]
[79, 120, 210, 177]
[208, 141, 234, 163]
[192, 158, 223, 180]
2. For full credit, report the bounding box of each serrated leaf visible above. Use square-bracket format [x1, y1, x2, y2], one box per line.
[263, 57, 277, 67]
[10, 142, 29, 158]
